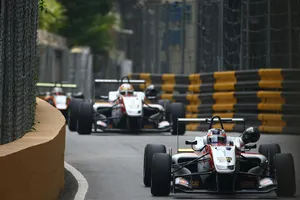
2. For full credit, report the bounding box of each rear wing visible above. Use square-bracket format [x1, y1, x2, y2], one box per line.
[93, 78, 146, 100]
[94, 79, 146, 84]
[36, 82, 77, 88]
[177, 118, 245, 124]
[177, 118, 245, 130]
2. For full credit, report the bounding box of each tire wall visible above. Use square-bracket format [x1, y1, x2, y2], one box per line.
[0, 98, 66, 200]
[129, 69, 300, 134]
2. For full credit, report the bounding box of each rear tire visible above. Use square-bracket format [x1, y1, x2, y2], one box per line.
[77, 102, 93, 135]
[274, 153, 296, 197]
[151, 153, 171, 196]
[170, 102, 186, 135]
[258, 143, 281, 176]
[68, 99, 83, 131]
[143, 144, 166, 187]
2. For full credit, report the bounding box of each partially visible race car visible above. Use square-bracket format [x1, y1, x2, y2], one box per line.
[37, 82, 84, 120]
[67, 76, 186, 135]
[143, 116, 296, 197]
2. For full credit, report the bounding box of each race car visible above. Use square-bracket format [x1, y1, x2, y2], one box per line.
[143, 116, 296, 197]
[37, 82, 84, 120]
[67, 76, 186, 135]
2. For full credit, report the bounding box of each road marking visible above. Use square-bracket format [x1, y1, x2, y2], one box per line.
[64, 161, 89, 200]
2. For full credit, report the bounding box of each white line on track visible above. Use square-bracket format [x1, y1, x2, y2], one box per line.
[64, 161, 89, 200]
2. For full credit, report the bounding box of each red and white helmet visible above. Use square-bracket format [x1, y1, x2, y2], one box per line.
[206, 128, 227, 145]
[119, 83, 134, 96]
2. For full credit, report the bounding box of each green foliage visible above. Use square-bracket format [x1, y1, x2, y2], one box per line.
[57, 0, 115, 54]
[38, 0, 67, 33]
[39, 0, 45, 11]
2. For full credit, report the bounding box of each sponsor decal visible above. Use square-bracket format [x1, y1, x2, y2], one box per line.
[226, 157, 232, 162]
[191, 180, 200, 187]
[241, 180, 255, 187]
[175, 178, 190, 187]
[217, 157, 226, 162]
[97, 121, 107, 127]
[259, 178, 274, 188]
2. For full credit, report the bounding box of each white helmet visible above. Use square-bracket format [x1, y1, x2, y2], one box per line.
[52, 87, 63, 94]
[119, 83, 134, 96]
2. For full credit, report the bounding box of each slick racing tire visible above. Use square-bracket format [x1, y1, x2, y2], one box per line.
[68, 98, 84, 132]
[170, 102, 186, 135]
[151, 153, 171, 196]
[258, 143, 281, 176]
[143, 144, 166, 187]
[274, 153, 296, 197]
[77, 102, 94, 135]
[158, 100, 171, 122]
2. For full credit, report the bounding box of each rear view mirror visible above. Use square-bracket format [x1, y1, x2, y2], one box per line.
[73, 92, 84, 99]
[241, 127, 260, 144]
[145, 85, 157, 100]
[99, 95, 108, 100]
[185, 140, 197, 145]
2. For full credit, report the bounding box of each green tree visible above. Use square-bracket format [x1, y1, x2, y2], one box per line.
[57, 0, 115, 54]
[39, 0, 67, 33]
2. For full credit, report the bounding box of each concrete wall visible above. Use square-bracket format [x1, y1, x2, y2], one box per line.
[0, 98, 66, 200]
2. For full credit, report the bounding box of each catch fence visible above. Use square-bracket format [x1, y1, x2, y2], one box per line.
[0, 0, 39, 144]
[120, 0, 300, 74]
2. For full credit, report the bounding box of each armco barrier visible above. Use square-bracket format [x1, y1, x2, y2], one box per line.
[129, 69, 300, 134]
[0, 98, 65, 200]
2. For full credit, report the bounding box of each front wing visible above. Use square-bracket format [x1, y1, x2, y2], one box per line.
[93, 127, 172, 133]
[171, 171, 277, 195]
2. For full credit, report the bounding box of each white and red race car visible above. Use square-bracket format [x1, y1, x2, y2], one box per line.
[37, 82, 84, 121]
[68, 76, 186, 135]
[143, 116, 296, 197]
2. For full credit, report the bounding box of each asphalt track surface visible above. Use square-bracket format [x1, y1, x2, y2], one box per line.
[65, 128, 300, 200]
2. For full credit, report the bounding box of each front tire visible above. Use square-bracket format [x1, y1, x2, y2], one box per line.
[151, 153, 171, 196]
[274, 153, 296, 197]
[68, 99, 83, 131]
[143, 144, 166, 187]
[258, 143, 281, 176]
[77, 102, 93, 135]
[170, 102, 186, 135]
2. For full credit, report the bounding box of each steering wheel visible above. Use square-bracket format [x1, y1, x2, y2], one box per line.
[120, 76, 130, 84]
[208, 116, 224, 130]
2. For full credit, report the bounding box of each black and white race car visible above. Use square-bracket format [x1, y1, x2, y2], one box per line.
[68, 76, 186, 135]
[143, 116, 296, 197]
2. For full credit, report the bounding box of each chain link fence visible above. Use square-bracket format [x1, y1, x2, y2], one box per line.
[118, 0, 300, 74]
[0, 0, 38, 145]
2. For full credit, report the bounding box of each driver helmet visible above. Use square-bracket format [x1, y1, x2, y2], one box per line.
[52, 87, 63, 95]
[207, 128, 227, 145]
[119, 83, 134, 96]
